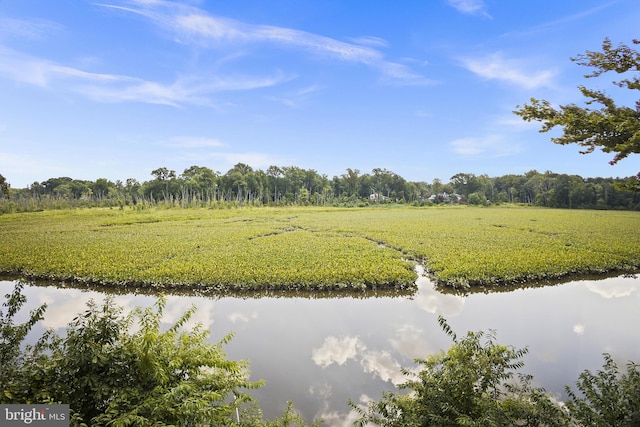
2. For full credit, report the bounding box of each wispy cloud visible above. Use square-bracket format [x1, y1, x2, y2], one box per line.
[504, 2, 617, 37]
[0, 46, 289, 106]
[101, 0, 433, 85]
[450, 134, 522, 157]
[268, 84, 323, 108]
[460, 52, 556, 89]
[0, 17, 63, 41]
[448, 0, 491, 18]
[347, 36, 390, 48]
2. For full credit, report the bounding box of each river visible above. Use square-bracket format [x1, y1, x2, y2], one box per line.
[1, 271, 639, 426]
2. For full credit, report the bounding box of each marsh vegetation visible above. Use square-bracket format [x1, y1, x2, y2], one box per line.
[1, 206, 638, 291]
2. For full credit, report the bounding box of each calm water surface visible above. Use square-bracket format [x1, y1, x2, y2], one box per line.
[2, 272, 639, 426]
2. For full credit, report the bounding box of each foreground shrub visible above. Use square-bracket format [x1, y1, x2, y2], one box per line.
[0, 284, 318, 426]
[565, 353, 640, 426]
[352, 316, 640, 427]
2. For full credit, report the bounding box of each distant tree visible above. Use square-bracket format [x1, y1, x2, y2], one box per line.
[29, 181, 44, 198]
[514, 38, 640, 191]
[267, 165, 283, 204]
[224, 163, 254, 203]
[341, 168, 360, 197]
[42, 177, 73, 195]
[150, 167, 177, 202]
[467, 191, 489, 206]
[180, 165, 218, 203]
[0, 173, 9, 198]
[124, 178, 141, 204]
[91, 178, 111, 200]
[450, 173, 481, 198]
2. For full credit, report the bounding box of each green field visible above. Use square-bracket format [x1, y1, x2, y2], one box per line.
[1, 206, 639, 291]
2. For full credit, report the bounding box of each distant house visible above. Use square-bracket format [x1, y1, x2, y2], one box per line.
[369, 193, 388, 202]
[428, 192, 463, 203]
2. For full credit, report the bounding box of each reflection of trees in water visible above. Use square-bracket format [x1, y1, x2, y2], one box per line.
[436, 271, 639, 297]
[8, 276, 417, 300]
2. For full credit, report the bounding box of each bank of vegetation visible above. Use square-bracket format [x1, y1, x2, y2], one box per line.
[2, 286, 638, 426]
[1, 166, 639, 214]
[1, 206, 638, 291]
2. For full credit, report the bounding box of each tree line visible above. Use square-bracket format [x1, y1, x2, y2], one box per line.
[1, 166, 639, 213]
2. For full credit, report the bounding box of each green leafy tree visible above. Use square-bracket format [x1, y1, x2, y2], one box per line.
[514, 38, 640, 191]
[0, 283, 56, 403]
[352, 316, 568, 427]
[565, 353, 640, 426]
[150, 167, 177, 202]
[450, 173, 481, 199]
[0, 173, 9, 198]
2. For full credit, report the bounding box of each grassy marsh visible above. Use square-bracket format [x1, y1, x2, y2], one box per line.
[1, 206, 638, 291]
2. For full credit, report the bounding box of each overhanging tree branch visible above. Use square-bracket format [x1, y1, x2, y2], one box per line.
[514, 38, 640, 191]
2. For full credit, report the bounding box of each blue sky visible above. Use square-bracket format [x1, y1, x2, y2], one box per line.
[1, 0, 638, 188]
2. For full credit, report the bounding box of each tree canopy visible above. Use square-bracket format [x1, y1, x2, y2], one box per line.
[514, 38, 640, 190]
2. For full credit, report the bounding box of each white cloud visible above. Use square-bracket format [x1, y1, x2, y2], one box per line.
[227, 311, 258, 323]
[172, 12, 383, 63]
[586, 279, 638, 299]
[316, 407, 363, 427]
[379, 62, 436, 86]
[448, 0, 491, 18]
[460, 52, 556, 89]
[413, 265, 465, 316]
[318, 394, 373, 427]
[390, 324, 431, 359]
[347, 36, 390, 48]
[360, 350, 405, 385]
[102, 0, 431, 85]
[0, 45, 290, 106]
[163, 296, 216, 330]
[450, 134, 522, 158]
[311, 335, 366, 368]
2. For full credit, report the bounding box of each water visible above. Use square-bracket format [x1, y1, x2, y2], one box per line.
[2, 272, 639, 426]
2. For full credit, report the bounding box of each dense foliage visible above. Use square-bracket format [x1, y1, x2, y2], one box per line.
[1, 166, 639, 214]
[0, 283, 318, 426]
[515, 38, 640, 191]
[566, 354, 640, 426]
[353, 316, 640, 427]
[1, 206, 638, 290]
